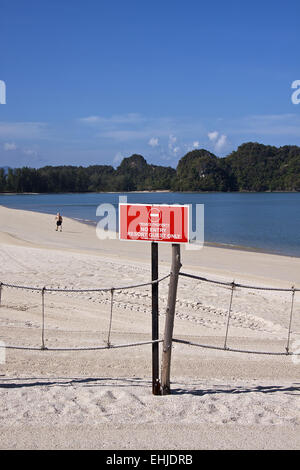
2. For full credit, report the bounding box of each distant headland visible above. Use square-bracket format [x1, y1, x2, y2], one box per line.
[1, 142, 300, 193]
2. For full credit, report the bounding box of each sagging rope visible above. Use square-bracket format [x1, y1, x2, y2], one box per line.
[4, 339, 163, 352]
[179, 272, 300, 292]
[179, 271, 299, 356]
[1, 270, 299, 356]
[0, 273, 170, 293]
[0, 274, 170, 351]
[172, 338, 300, 356]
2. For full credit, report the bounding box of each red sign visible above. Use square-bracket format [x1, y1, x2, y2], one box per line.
[119, 204, 189, 243]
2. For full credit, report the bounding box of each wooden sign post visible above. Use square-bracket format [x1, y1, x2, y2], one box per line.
[161, 244, 182, 395]
[119, 203, 188, 395]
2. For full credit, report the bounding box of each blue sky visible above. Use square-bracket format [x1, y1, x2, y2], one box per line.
[0, 0, 300, 168]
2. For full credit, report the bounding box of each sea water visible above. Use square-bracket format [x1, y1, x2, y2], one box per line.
[1, 192, 300, 257]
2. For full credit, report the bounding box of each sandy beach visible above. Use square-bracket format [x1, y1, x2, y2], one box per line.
[0, 205, 299, 450]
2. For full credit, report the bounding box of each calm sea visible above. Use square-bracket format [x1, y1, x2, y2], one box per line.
[0, 192, 300, 257]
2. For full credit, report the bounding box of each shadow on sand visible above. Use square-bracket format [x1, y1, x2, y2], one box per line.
[0, 377, 299, 396]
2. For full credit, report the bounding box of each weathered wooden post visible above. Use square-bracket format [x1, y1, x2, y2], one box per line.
[119, 203, 188, 395]
[161, 244, 181, 395]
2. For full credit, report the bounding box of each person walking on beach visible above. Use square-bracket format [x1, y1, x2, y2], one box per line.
[55, 212, 63, 232]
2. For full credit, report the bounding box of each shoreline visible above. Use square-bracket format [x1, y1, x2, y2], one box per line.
[1, 202, 298, 260]
[1, 189, 300, 195]
[1, 204, 300, 288]
[80, 216, 300, 259]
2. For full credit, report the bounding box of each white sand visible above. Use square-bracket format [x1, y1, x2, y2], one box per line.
[0, 205, 299, 450]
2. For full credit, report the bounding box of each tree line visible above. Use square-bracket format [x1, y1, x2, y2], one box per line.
[1, 142, 300, 193]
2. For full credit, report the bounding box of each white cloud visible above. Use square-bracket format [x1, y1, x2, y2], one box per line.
[168, 134, 180, 154]
[229, 113, 300, 137]
[113, 152, 125, 165]
[79, 113, 144, 125]
[148, 137, 159, 147]
[80, 114, 174, 143]
[207, 131, 228, 153]
[99, 129, 152, 141]
[208, 131, 219, 142]
[79, 114, 206, 152]
[215, 134, 228, 152]
[185, 141, 201, 152]
[79, 115, 101, 124]
[23, 148, 38, 156]
[3, 142, 17, 151]
[0, 122, 46, 139]
[168, 134, 177, 146]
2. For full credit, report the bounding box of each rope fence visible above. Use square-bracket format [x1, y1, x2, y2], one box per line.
[0, 274, 170, 351]
[178, 271, 300, 356]
[179, 272, 300, 292]
[0, 274, 170, 293]
[172, 338, 297, 356]
[0, 270, 299, 356]
[4, 339, 163, 352]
